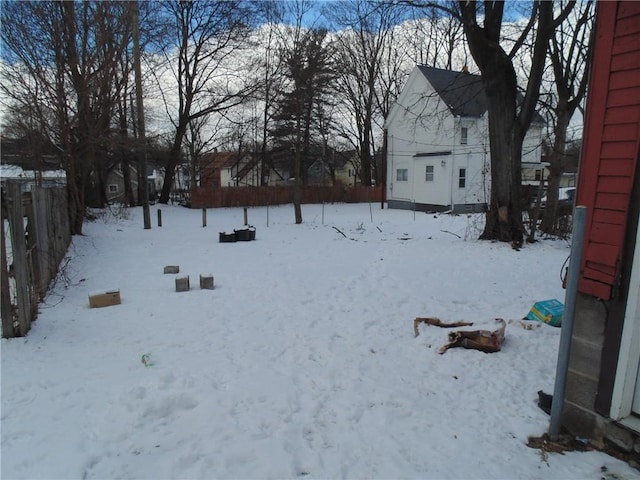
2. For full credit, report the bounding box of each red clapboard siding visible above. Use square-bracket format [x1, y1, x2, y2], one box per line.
[580, 277, 613, 299]
[600, 140, 638, 158]
[599, 159, 634, 177]
[596, 175, 632, 192]
[609, 70, 640, 89]
[578, 1, 640, 300]
[585, 260, 618, 278]
[606, 87, 640, 107]
[586, 242, 622, 265]
[602, 123, 638, 141]
[594, 191, 631, 211]
[589, 221, 625, 244]
[604, 105, 639, 125]
[584, 265, 617, 285]
[615, 14, 640, 36]
[592, 208, 627, 225]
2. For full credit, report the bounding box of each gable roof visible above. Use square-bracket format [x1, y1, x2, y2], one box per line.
[417, 66, 487, 117]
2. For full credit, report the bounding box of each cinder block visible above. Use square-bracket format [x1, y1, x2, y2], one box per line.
[200, 274, 214, 290]
[175, 275, 190, 292]
[164, 265, 180, 274]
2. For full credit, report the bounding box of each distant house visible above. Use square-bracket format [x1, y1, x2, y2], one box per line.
[559, 1, 640, 450]
[0, 136, 66, 190]
[199, 151, 261, 188]
[307, 148, 357, 186]
[384, 65, 544, 213]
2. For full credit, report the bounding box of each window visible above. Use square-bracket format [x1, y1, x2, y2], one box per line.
[425, 165, 434, 182]
[396, 168, 408, 181]
[535, 169, 542, 181]
[108, 184, 118, 193]
[461, 127, 468, 145]
[458, 168, 466, 188]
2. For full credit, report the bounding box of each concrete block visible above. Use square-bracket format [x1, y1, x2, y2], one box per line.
[200, 274, 214, 290]
[175, 275, 190, 292]
[164, 265, 180, 274]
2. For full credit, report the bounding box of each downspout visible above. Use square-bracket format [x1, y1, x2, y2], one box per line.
[549, 205, 587, 440]
[451, 117, 459, 212]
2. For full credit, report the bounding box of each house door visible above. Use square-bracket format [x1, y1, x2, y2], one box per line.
[631, 258, 640, 415]
[610, 213, 640, 430]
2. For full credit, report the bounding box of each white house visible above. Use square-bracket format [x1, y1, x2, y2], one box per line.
[385, 65, 544, 213]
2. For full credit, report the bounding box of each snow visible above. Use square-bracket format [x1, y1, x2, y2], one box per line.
[2, 203, 638, 480]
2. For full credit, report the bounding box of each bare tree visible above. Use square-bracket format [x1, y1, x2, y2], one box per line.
[455, 0, 574, 245]
[154, 0, 257, 204]
[327, 0, 408, 187]
[1, 1, 135, 234]
[405, 5, 466, 69]
[539, 0, 594, 234]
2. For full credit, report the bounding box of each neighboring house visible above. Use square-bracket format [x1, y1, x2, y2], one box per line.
[0, 137, 66, 190]
[384, 65, 544, 213]
[307, 148, 357, 186]
[103, 164, 139, 204]
[561, 0, 640, 454]
[199, 151, 261, 188]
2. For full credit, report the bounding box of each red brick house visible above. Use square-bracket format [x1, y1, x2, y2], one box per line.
[562, 0, 640, 454]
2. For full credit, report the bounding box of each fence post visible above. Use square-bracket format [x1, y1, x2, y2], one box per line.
[7, 182, 31, 336]
[1, 200, 15, 337]
[202, 208, 207, 228]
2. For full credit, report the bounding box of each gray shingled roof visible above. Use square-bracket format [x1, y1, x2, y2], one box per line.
[417, 65, 487, 117]
[417, 65, 545, 123]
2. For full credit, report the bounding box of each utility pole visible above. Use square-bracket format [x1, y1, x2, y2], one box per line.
[132, 1, 151, 229]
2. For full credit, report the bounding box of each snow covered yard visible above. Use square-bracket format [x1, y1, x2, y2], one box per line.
[2, 203, 638, 479]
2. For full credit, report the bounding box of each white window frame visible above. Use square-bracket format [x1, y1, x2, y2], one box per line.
[425, 165, 434, 182]
[396, 168, 408, 182]
[461, 127, 468, 145]
[458, 168, 466, 188]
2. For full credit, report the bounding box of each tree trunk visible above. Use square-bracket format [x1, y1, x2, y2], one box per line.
[477, 53, 524, 245]
[159, 125, 187, 204]
[540, 108, 571, 234]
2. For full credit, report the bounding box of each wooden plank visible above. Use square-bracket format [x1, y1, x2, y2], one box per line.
[596, 175, 632, 192]
[611, 50, 640, 72]
[583, 266, 617, 285]
[1, 204, 15, 338]
[604, 105, 640, 124]
[579, 277, 613, 300]
[589, 220, 625, 244]
[585, 242, 621, 266]
[599, 158, 634, 176]
[7, 182, 31, 337]
[615, 14, 640, 36]
[592, 207, 627, 225]
[606, 86, 640, 107]
[617, 2, 640, 19]
[585, 257, 618, 276]
[595, 191, 630, 211]
[612, 33, 640, 55]
[608, 70, 640, 90]
[600, 140, 638, 159]
[602, 123, 638, 142]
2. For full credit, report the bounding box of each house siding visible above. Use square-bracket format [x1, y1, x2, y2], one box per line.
[577, 1, 640, 300]
[562, 0, 640, 455]
[385, 66, 543, 213]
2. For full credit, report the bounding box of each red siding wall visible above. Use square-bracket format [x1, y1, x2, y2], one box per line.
[577, 1, 640, 300]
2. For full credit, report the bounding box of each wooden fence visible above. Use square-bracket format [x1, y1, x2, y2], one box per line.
[191, 185, 384, 208]
[1, 181, 72, 338]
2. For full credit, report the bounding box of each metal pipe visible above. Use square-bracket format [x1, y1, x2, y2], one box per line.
[549, 205, 587, 440]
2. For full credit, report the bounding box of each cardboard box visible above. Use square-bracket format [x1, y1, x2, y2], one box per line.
[526, 299, 564, 327]
[89, 289, 121, 308]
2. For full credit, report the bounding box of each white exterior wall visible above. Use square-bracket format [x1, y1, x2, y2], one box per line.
[385, 68, 489, 211]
